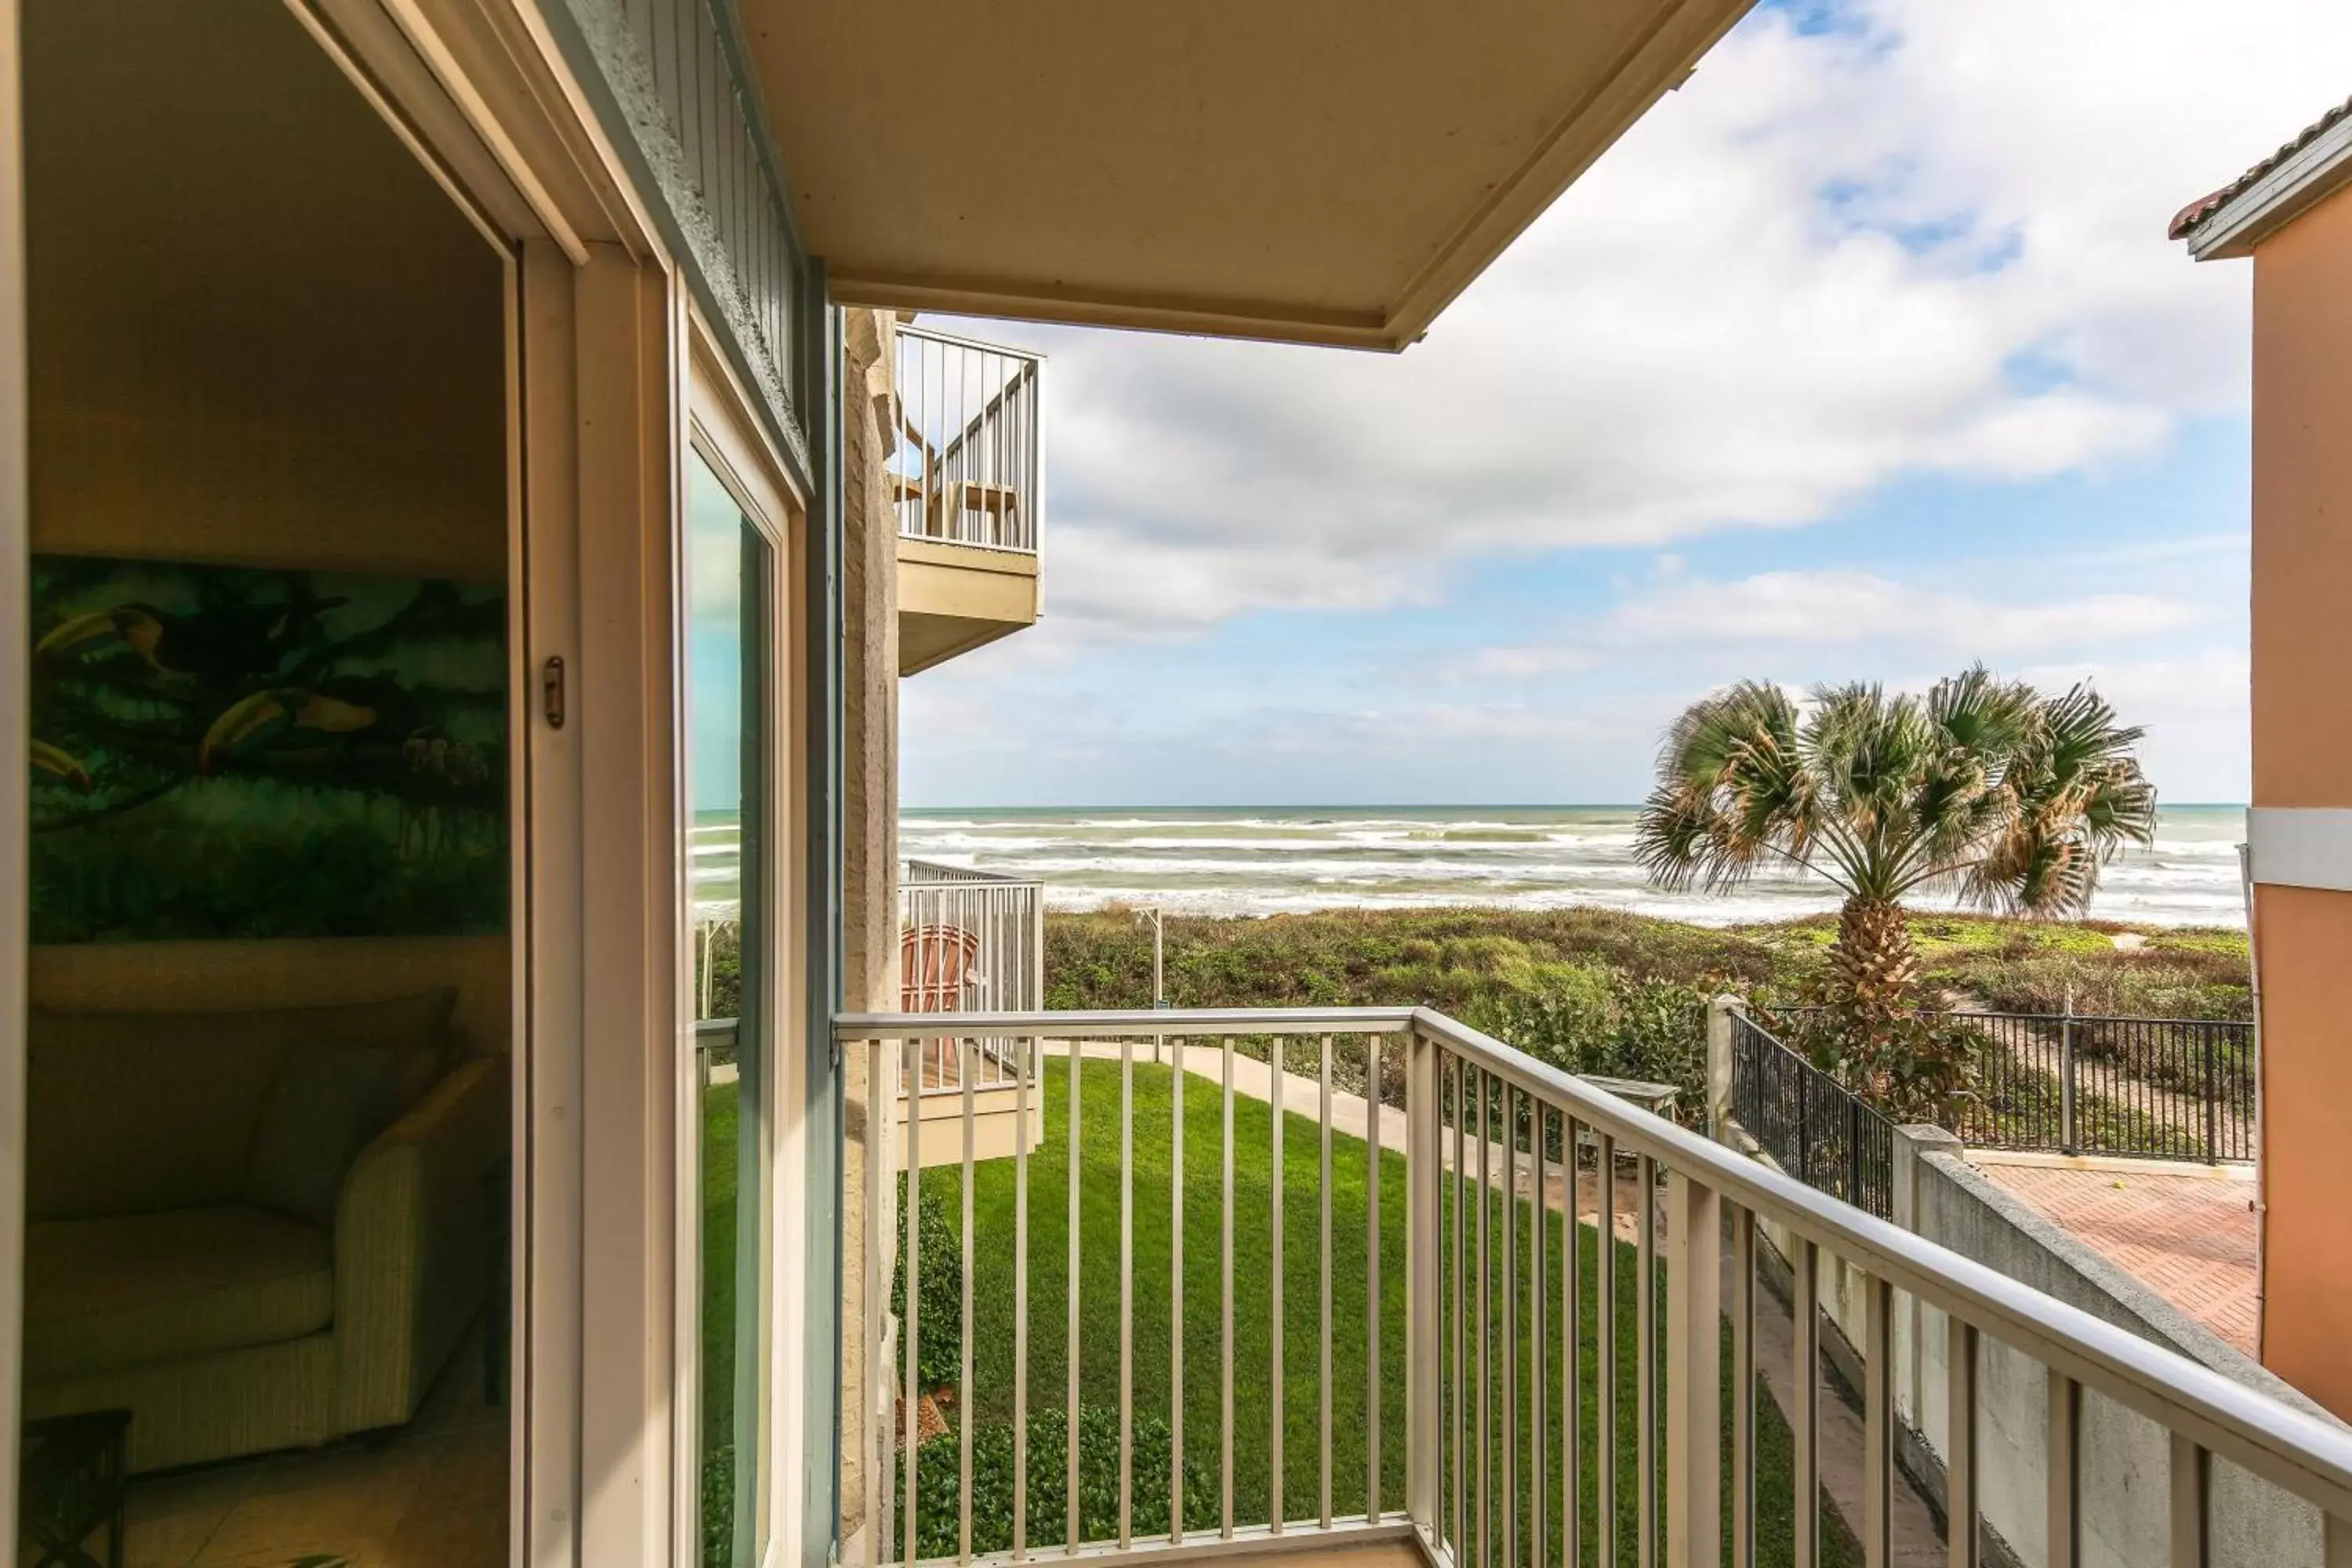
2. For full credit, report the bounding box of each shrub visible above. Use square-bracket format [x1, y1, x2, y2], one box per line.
[1477, 969, 1713, 1127]
[891, 1177, 964, 1392]
[1761, 994, 1982, 1125]
[897, 1406, 1218, 1559]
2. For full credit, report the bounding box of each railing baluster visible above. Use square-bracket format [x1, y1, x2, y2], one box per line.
[1455, 1057, 1469, 1563]
[1015, 1036, 1032, 1562]
[2049, 1373, 2079, 1568]
[1794, 1239, 1819, 1568]
[1667, 1171, 1722, 1568]
[905, 1038, 923, 1568]
[1068, 1036, 1082, 1552]
[1478, 1069, 1493, 1568]
[2175, 1414, 2218, 1566]
[1120, 1038, 1135, 1548]
[1732, 1206, 1755, 1568]
[1272, 1036, 1287, 1532]
[1171, 1034, 1186, 1544]
[1505, 1086, 1520, 1568]
[1564, 1116, 1581, 1568]
[1368, 1033, 1385, 1524]
[1321, 1034, 1336, 1530]
[1533, 1104, 1548, 1568]
[1638, 1153, 1657, 1568]
[961, 1025, 979, 1563]
[1864, 1274, 1893, 1568]
[1222, 1036, 1236, 1540]
[1598, 1131, 1617, 1568]
[1947, 1317, 1976, 1568]
[866, 1039, 887, 1568]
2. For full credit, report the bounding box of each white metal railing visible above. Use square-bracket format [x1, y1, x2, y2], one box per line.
[892, 325, 1041, 554]
[837, 1006, 2352, 1568]
[897, 861, 1045, 1096]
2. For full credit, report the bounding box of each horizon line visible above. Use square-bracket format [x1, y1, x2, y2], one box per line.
[895, 800, 2252, 812]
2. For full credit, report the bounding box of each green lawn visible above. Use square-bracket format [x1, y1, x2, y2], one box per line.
[704, 1082, 742, 1566]
[902, 1058, 1860, 1566]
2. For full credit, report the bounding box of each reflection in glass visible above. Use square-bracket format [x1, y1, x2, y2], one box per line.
[691, 456, 775, 1568]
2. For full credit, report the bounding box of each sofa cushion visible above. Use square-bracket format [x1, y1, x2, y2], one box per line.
[27, 988, 456, 1221]
[23, 1207, 335, 1383]
[245, 1044, 402, 1227]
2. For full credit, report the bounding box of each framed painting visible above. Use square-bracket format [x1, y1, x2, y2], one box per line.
[27, 554, 507, 942]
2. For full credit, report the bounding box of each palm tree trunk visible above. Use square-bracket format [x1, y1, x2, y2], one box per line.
[1830, 895, 1920, 1015]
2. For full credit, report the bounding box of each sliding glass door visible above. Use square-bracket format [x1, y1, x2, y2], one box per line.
[689, 452, 778, 1568]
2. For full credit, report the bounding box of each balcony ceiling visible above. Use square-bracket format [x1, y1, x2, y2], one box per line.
[736, 0, 1754, 350]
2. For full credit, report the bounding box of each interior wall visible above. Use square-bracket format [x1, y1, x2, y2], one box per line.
[24, 0, 510, 1032]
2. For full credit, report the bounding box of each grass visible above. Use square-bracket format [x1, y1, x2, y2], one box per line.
[906, 1058, 1860, 1566]
[704, 1082, 741, 1566]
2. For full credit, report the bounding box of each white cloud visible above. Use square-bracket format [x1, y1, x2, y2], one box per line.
[942, 0, 2348, 637]
[1599, 570, 2201, 654]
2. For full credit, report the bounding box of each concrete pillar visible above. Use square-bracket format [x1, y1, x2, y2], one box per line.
[837, 306, 902, 1545]
[1706, 994, 1742, 1141]
[1893, 1126, 1962, 1454]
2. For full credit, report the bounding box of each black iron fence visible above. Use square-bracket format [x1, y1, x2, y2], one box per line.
[1767, 1005, 2255, 1163]
[1940, 1009, 2252, 1163]
[1727, 1011, 1895, 1219]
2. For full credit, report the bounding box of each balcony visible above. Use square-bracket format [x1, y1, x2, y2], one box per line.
[837, 1005, 2352, 1568]
[894, 327, 1042, 675]
[897, 861, 1046, 1167]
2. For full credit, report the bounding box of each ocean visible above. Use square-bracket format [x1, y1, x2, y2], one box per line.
[885, 804, 2251, 928]
[690, 805, 2249, 927]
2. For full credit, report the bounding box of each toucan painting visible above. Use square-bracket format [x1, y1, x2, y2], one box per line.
[28, 553, 506, 943]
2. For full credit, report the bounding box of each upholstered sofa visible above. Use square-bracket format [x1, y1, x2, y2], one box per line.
[20, 987, 506, 1472]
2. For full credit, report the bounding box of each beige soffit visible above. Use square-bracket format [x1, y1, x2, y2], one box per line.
[738, 0, 1755, 350]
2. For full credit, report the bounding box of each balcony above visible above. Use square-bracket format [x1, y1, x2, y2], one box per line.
[892, 327, 1041, 675]
[739, 0, 1758, 349]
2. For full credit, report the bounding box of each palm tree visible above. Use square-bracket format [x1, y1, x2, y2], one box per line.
[1635, 667, 2158, 1020]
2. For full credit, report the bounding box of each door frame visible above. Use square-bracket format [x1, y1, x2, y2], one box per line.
[0, 0, 781, 1562]
[684, 321, 816, 1568]
[0, 0, 28, 1541]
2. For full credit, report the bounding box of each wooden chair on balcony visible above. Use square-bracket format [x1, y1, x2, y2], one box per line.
[900, 922, 983, 1091]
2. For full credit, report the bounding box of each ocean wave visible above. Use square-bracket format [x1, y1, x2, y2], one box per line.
[890, 805, 2250, 927]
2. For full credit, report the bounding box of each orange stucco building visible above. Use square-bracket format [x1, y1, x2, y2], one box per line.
[2174, 96, 2352, 1420]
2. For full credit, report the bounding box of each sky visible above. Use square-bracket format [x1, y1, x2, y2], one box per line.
[892, 0, 2352, 811]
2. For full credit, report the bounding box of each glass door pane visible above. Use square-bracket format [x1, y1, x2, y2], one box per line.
[689, 455, 775, 1568]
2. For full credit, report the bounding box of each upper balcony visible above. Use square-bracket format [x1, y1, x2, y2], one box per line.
[893, 326, 1041, 675]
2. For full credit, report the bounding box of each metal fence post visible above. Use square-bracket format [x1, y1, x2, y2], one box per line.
[2204, 1028, 2220, 1163]
[1848, 1095, 1864, 1208]
[2060, 988, 2078, 1156]
[1798, 1069, 1813, 1188]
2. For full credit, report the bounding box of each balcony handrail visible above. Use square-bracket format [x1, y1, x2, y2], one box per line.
[839, 1004, 2352, 1563]
[899, 857, 1040, 889]
[891, 325, 1041, 555]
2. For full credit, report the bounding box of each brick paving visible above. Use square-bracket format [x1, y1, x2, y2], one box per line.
[1973, 1161, 2258, 1357]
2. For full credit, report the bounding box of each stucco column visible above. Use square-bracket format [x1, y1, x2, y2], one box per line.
[1706, 994, 1742, 1141]
[837, 307, 902, 1543]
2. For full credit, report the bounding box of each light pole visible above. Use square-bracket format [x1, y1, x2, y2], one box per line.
[1140, 906, 1167, 1062]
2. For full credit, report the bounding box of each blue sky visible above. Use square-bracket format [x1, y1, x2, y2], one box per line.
[884, 0, 2348, 811]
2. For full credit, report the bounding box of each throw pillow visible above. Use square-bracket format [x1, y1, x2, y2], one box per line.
[245, 1044, 402, 1229]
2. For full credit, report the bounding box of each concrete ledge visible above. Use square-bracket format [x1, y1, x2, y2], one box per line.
[1922, 1151, 2305, 1406]
[1962, 1147, 2254, 1181]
